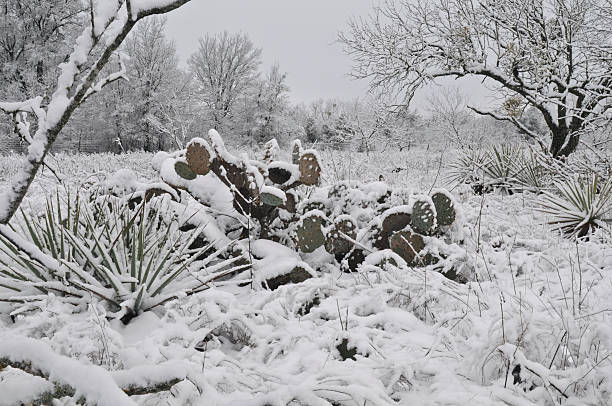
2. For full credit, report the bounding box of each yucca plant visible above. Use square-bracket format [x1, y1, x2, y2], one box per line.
[479, 144, 524, 192]
[447, 148, 489, 185]
[539, 174, 612, 238]
[0, 192, 248, 323]
[512, 150, 551, 192]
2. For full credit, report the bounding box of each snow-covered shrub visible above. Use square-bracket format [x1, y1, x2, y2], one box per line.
[0, 192, 245, 323]
[539, 173, 612, 238]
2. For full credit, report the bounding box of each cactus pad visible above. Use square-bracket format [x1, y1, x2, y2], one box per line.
[295, 211, 326, 253]
[186, 140, 212, 175]
[381, 207, 412, 234]
[260, 189, 285, 207]
[298, 152, 321, 186]
[174, 161, 197, 180]
[410, 199, 436, 235]
[325, 215, 357, 255]
[291, 139, 303, 164]
[301, 199, 327, 215]
[390, 230, 425, 265]
[283, 190, 298, 213]
[431, 190, 456, 226]
[268, 163, 294, 185]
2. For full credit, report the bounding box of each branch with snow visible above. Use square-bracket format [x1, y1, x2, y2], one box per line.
[0, 338, 188, 404]
[467, 105, 547, 151]
[0, 0, 194, 225]
[82, 52, 130, 102]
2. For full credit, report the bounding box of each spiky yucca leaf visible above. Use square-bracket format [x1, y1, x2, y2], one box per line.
[539, 174, 612, 238]
[446, 148, 488, 185]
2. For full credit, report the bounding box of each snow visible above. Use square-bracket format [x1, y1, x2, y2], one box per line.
[2, 148, 612, 405]
[0, 367, 53, 406]
[260, 185, 286, 203]
[0, 337, 136, 406]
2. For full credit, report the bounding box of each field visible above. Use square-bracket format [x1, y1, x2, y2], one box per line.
[1, 144, 611, 406]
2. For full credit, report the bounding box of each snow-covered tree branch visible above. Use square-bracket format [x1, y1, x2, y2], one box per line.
[0, 0, 193, 224]
[339, 0, 612, 157]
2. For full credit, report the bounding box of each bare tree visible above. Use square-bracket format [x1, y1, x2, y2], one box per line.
[339, 0, 612, 157]
[0, 0, 193, 224]
[427, 86, 475, 148]
[189, 31, 263, 130]
[124, 16, 179, 151]
[0, 0, 84, 101]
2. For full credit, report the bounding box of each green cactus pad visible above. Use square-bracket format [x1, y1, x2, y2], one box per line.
[295, 212, 326, 253]
[410, 199, 436, 235]
[431, 191, 456, 226]
[260, 191, 285, 207]
[390, 230, 425, 265]
[325, 215, 358, 255]
[174, 161, 197, 180]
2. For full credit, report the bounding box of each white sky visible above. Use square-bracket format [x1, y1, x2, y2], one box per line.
[164, 0, 496, 110]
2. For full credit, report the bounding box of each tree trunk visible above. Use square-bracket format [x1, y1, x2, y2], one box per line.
[549, 127, 580, 157]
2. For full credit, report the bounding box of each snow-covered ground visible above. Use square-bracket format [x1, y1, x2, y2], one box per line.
[1, 147, 611, 405]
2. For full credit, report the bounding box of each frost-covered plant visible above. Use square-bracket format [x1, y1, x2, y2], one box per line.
[447, 148, 488, 185]
[539, 173, 612, 238]
[480, 144, 523, 190]
[449, 145, 553, 193]
[512, 150, 550, 191]
[0, 192, 244, 323]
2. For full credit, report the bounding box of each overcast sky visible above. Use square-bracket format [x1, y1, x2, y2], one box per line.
[164, 1, 495, 110]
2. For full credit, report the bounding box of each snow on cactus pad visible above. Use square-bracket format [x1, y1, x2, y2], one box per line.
[431, 188, 456, 226]
[410, 195, 437, 235]
[325, 214, 358, 255]
[298, 150, 321, 186]
[259, 185, 286, 207]
[295, 209, 326, 253]
[390, 229, 426, 265]
[185, 137, 213, 176]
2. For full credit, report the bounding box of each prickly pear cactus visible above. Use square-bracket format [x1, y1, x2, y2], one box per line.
[363, 249, 404, 269]
[381, 206, 412, 235]
[300, 199, 327, 215]
[295, 210, 326, 253]
[325, 215, 357, 255]
[174, 161, 197, 180]
[260, 186, 286, 207]
[268, 163, 294, 185]
[410, 197, 436, 235]
[341, 247, 366, 273]
[390, 229, 425, 265]
[283, 190, 298, 213]
[298, 151, 321, 186]
[431, 190, 456, 226]
[291, 139, 303, 165]
[186, 138, 212, 175]
[262, 138, 280, 163]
